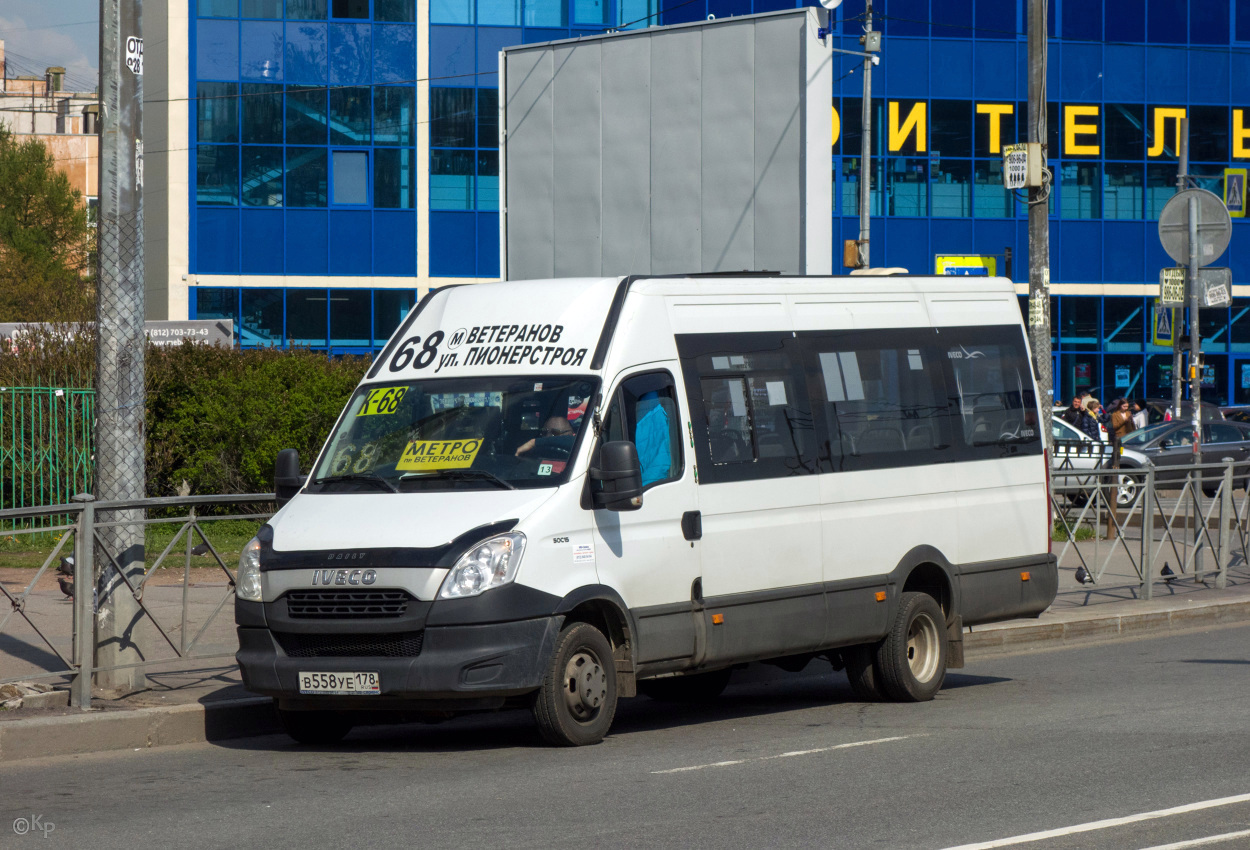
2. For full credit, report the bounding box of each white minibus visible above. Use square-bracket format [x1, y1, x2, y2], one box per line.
[235, 274, 1057, 746]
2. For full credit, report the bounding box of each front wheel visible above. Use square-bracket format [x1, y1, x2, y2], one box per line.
[277, 707, 354, 745]
[874, 592, 948, 702]
[1115, 465, 1140, 507]
[532, 621, 618, 746]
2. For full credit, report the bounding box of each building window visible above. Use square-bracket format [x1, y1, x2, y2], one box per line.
[241, 289, 284, 346]
[197, 82, 238, 143]
[431, 88, 476, 147]
[287, 147, 328, 206]
[432, 0, 474, 24]
[431, 149, 474, 210]
[524, 0, 567, 26]
[242, 0, 283, 16]
[1103, 297, 1144, 352]
[331, 150, 370, 205]
[330, 290, 372, 346]
[840, 157, 884, 216]
[574, 0, 610, 25]
[973, 160, 1014, 217]
[1146, 164, 1176, 218]
[243, 146, 284, 206]
[1104, 104, 1143, 161]
[287, 290, 329, 347]
[199, 0, 239, 17]
[617, 0, 654, 28]
[287, 0, 328, 18]
[374, 290, 415, 342]
[332, 0, 370, 17]
[329, 87, 371, 145]
[480, 0, 522, 25]
[1060, 163, 1100, 219]
[886, 158, 927, 216]
[287, 86, 329, 145]
[242, 84, 283, 143]
[373, 87, 414, 145]
[931, 159, 971, 217]
[197, 146, 240, 205]
[1104, 163, 1143, 220]
[374, 148, 415, 208]
[375, 0, 417, 21]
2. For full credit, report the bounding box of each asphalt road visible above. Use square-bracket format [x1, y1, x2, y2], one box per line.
[6, 625, 1250, 850]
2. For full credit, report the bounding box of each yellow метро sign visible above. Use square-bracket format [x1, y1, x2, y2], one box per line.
[396, 439, 482, 471]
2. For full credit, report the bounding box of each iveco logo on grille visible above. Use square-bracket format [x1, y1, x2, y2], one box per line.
[326, 552, 367, 560]
[312, 569, 378, 586]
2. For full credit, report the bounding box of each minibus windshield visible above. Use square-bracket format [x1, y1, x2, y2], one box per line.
[309, 376, 599, 492]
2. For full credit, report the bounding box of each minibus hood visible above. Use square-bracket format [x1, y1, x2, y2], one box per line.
[268, 488, 557, 552]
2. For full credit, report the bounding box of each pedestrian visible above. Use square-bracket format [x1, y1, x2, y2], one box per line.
[1078, 396, 1108, 442]
[1131, 400, 1148, 430]
[1110, 397, 1135, 441]
[1061, 392, 1088, 427]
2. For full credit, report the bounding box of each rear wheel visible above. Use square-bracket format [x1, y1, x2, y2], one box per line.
[842, 644, 886, 701]
[638, 668, 732, 702]
[873, 592, 948, 702]
[277, 707, 354, 745]
[532, 621, 617, 746]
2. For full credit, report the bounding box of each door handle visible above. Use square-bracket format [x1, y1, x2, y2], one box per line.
[681, 510, 702, 541]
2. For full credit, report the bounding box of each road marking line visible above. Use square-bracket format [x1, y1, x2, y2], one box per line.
[650, 735, 915, 775]
[1137, 829, 1250, 850]
[939, 792, 1250, 850]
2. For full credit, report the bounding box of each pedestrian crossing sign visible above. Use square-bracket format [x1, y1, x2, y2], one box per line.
[1153, 299, 1176, 347]
[1226, 168, 1247, 218]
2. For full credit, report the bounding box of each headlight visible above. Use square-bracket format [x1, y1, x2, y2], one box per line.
[438, 533, 526, 600]
[236, 537, 262, 602]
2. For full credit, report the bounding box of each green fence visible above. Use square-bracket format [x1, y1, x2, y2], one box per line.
[0, 387, 94, 527]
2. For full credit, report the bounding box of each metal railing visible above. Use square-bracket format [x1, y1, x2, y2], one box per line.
[0, 387, 94, 527]
[0, 493, 273, 709]
[1052, 457, 1250, 600]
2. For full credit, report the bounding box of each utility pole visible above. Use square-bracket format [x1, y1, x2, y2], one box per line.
[1173, 121, 1187, 424]
[1182, 121, 1203, 467]
[857, 0, 874, 268]
[94, 0, 146, 693]
[1027, 0, 1053, 445]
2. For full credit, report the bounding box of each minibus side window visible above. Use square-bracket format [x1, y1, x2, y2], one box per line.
[675, 332, 817, 484]
[803, 330, 957, 472]
[944, 328, 1042, 456]
[599, 372, 683, 489]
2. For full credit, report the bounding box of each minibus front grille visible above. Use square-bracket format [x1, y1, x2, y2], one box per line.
[284, 589, 411, 619]
[275, 630, 425, 658]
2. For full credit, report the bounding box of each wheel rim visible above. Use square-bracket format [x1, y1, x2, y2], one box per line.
[905, 612, 941, 684]
[1117, 475, 1137, 506]
[562, 649, 607, 723]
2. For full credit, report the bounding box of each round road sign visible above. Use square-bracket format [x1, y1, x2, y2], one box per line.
[1158, 188, 1232, 267]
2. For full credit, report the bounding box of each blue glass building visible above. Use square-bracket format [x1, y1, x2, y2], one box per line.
[159, 0, 1250, 403]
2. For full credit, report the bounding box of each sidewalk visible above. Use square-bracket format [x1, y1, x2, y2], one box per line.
[3, 558, 1250, 762]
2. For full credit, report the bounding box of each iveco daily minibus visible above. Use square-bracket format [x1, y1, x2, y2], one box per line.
[235, 274, 1057, 746]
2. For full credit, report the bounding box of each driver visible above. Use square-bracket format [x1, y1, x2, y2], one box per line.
[515, 416, 575, 457]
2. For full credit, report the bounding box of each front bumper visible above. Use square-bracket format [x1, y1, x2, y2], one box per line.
[236, 615, 562, 708]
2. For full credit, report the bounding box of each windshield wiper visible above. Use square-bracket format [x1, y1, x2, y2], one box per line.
[313, 473, 398, 493]
[400, 469, 516, 490]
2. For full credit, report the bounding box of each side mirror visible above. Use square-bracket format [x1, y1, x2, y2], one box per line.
[275, 448, 305, 507]
[590, 441, 643, 511]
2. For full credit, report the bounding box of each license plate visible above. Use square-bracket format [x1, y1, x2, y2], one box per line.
[298, 671, 380, 695]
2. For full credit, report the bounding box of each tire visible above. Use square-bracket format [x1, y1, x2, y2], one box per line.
[873, 592, 948, 702]
[277, 707, 354, 745]
[842, 644, 886, 702]
[638, 668, 732, 702]
[532, 621, 618, 746]
[1115, 466, 1139, 507]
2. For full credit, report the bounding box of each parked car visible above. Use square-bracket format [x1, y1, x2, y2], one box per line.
[1051, 404, 1110, 441]
[1137, 398, 1224, 425]
[1221, 405, 1250, 424]
[1118, 421, 1250, 494]
[1051, 417, 1151, 506]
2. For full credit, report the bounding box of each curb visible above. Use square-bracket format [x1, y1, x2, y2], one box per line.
[964, 597, 1250, 656]
[4, 599, 1250, 763]
[0, 697, 279, 763]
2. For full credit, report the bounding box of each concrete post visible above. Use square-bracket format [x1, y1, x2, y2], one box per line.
[94, 0, 147, 693]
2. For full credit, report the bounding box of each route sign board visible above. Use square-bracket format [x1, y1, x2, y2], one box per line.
[1159, 267, 1186, 306]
